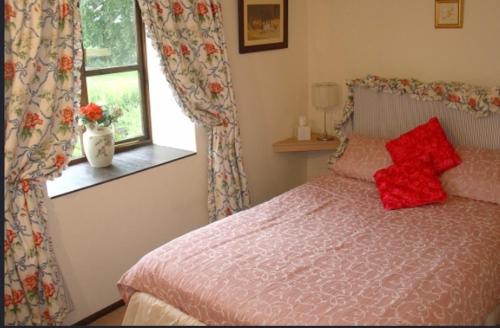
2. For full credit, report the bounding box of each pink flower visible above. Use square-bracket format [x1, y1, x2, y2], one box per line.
[59, 55, 73, 72]
[4, 61, 15, 81]
[24, 112, 43, 129]
[43, 282, 55, 300]
[21, 179, 30, 193]
[211, 3, 219, 14]
[447, 94, 460, 103]
[43, 309, 53, 324]
[163, 45, 174, 57]
[4, 229, 16, 253]
[33, 232, 43, 248]
[6, 229, 15, 243]
[204, 43, 217, 55]
[23, 273, 38, 291]
[172, 2, 183, 16]
[209, 82, 223, 94]
[62, 107, 73, 125]
[5, 3, 16, 22]
[492, 97, 500, 107]
[54, 154, 66, 169]
[79, 103, 103, 122]
[60, 3, 70, 19]
[180, 44, 190, 56]
[12, 290, 25, 305]
[197, 2, 208, 15]
[467, 98, 477, 108]
[433, 85, 444, 95]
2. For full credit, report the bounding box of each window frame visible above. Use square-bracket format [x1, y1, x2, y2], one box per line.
[72, 0, 152, 165]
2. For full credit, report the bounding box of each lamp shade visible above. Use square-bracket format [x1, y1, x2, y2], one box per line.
[312, 82, 339, 111]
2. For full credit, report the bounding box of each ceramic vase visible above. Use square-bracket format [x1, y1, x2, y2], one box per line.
[82, 126, 115, 167]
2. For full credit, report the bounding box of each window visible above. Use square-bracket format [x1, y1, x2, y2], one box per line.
[47, 0, 197, 197]
[72, 0, 151, 161]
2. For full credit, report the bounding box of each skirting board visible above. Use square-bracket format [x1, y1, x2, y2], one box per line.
[73, 300, 125, 326]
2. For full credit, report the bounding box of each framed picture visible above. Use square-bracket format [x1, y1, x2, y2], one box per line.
[435, 0, 463, 28]
[238, 0, 288, 54]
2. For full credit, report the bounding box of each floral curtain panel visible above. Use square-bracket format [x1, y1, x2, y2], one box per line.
[4, 0, 82, 325]
[137, 0, 250, 221]
[330, 75, 500, 165]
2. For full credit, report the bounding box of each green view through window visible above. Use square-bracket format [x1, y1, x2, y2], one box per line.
[73, 0, 151, 160]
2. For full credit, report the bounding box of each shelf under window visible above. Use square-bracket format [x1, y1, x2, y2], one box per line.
[46, 144, 196, 199]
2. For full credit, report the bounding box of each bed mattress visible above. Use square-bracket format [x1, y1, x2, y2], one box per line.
[121, 292, 500, 326]
[118, 174, 500, 325]
[122, 292, 204, 325]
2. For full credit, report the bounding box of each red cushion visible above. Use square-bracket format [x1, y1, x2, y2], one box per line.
[374, 159, 447, 210]
[385, 117, 461, 174]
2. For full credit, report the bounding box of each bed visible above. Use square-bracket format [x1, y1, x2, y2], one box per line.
[117, 80, 500, 325]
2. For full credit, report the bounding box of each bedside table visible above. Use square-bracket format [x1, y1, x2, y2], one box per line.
[272, 133, 340, 152]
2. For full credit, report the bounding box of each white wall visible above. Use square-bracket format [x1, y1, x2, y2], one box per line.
[47, 136, 209, 324]
[306, 0, 500, 179]
[225, 0, 309, 204]
[147, 36, 197, 152]
[48, 0, 309, 324]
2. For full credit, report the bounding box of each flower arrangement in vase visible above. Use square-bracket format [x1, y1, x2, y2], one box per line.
[78, 103, 122, 167]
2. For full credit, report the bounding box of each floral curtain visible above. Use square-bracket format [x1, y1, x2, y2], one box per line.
[330, 75, 500, 165]
[4, 0, 82, 325]
[137, 0, 250, 221]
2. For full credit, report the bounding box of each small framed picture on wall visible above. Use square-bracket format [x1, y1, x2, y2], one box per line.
[435, 0, 463, 28]
[238, 0, 288, 53]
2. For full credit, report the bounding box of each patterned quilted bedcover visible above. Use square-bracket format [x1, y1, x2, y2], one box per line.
[117, 174, 500, 325]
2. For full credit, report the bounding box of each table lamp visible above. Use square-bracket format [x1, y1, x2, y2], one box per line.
[312, 82, 339, 141]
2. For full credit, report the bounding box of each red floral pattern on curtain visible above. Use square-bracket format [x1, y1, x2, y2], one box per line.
[4, 0, 82, 325]
[137, 0, 250, 221]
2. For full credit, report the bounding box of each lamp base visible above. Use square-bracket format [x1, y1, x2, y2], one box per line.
[317, 134, 335, 141]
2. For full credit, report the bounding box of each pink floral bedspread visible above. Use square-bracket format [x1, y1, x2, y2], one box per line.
[117, 174, 500, 325]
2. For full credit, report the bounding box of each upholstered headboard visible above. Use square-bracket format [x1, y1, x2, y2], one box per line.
[350, 86, 500, 149]
[330, 75, 500, 165]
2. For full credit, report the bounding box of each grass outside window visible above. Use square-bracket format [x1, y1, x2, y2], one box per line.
[73, 0, 151, 163]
